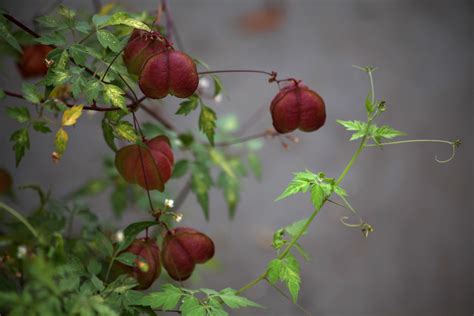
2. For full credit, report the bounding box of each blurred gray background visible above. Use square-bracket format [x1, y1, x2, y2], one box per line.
[0, 0, 472, 315]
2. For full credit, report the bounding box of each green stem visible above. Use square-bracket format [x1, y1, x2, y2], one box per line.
[238, 135, 369, 295]
[365, 139, 456, 147]
[104, 254, 116, 284]
[0, 201, 39, 238]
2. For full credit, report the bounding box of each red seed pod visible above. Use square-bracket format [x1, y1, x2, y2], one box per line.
[17, 44, 53, 78]
[139, 50, 199, 99]
[161, 227, 215, 281]
[115, 135, 174, 192]
[0, 168, 12, 195]
[270, 81, 326, 133]
[123, 29, 168, 75]
[116, 238, 161, 290]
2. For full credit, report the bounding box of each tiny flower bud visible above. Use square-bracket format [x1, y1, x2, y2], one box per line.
[164, 199, 174, 208]
[174, 213, 183, 223]
[115, 230, 124, 243]
[214, 93, 223, 103]
[17, 245, 27, 258]
[198, 77, 211, 90]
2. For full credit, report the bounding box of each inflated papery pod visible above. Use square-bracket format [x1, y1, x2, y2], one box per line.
[115, 135, 174, 192]
[123, 29, 168, 75]
[270, 81, 326, 133]
[161, 227, 215, 281]
[115, 238, 161, 290]
[17, 44, 53, 78]
[139, 49, 199, 99]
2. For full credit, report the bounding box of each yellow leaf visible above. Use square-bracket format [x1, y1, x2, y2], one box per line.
[99, 3, 116, 16]
[54, 128, 69, 157]
[62, 105, 83, 126]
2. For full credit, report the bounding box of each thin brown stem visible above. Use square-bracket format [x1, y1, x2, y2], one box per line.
[139, 103, 176, 131]
[3, 13, 40, 38]
[264, 278, 312, 316]
[198, 69, 275, 77]
[132, 113, 155, 216]
[214, 129, 279, 147]
[161, 0, 184, 50]
[3, 89, 144, 112]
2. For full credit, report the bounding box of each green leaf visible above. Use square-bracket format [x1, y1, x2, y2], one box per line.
[191, 163, 213, 220]
[103, 84, 126, 110]
[0, 19, 22, 53]
[96, 12, 151, 31]
[61, 105, 83, 126]
[75, 20, 92, 34]
[199, 105, 217, 145]
[374, 125, 405, 139]
[334, 185, 347, 197]
[94, 231, 114, 258]
[35, 32, 66, 46]
[35, 14, 64, 28]
[217, 172, 240, 219]
[117, 221, 159, 252]
[310, 184, 325, 210]
[284, 218, 309, 237]
[336, 120, 366, 131]
[218, 288, 263, 309]
[267, 255, 301, 303]
[115, 252, 144, 267]
[111, 182, 127, 217]
[32, 121, 52, 133]
[10, 128, 30, 167]
[247, 153, 262, 181]
[84, 79, 102, 103]
[97, 30, 122, 52]
[266, 259, 282, 284]
[71, 75, 86, 99]
[180, 296, 206, 316]
[275, 172, 316, 201]
[54, 128, 69, 157]
[365, 91, 374, 114]
[0, 89, 5, 100]
[6, 106, 30, 123]
[209, 148, 236, 181]
[102, 120, 117, 152]
[212, 75, 224, 97]
[43, 68, 70, 86]
[172, 160, 189, 179]
[114, 121, 137, 142]
[176, 95, 199, 116]
[69, 44, 88, 65]
[22, 83, 42, 104]
[136, 284, 183, 310]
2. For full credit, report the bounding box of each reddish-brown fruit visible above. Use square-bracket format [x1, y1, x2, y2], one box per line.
[115, 135, 174, 192]
[116, 238, 161, 290]
[17, 44, 53, 78]
[270, 81, 326, 133]
[0, 168, 13, 194]
[123, 29, 168, 75]
[139, 50, 199, 99]
[161, 227, 215, 281]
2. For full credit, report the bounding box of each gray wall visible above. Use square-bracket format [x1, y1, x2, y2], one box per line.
[0, 1, 472, 315]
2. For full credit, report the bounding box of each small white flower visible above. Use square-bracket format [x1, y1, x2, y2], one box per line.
[198, 77, 211, 90]
[17, 245, 27, 258]
[87, 110, 97, 117]
[174, 213, 183, 223]
[114, 230, 124, 243]
[164, 199, 174, 208]
[214, 94, 223, 103]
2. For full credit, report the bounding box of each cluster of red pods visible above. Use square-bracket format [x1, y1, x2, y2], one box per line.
[116, 227, 215, 289]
